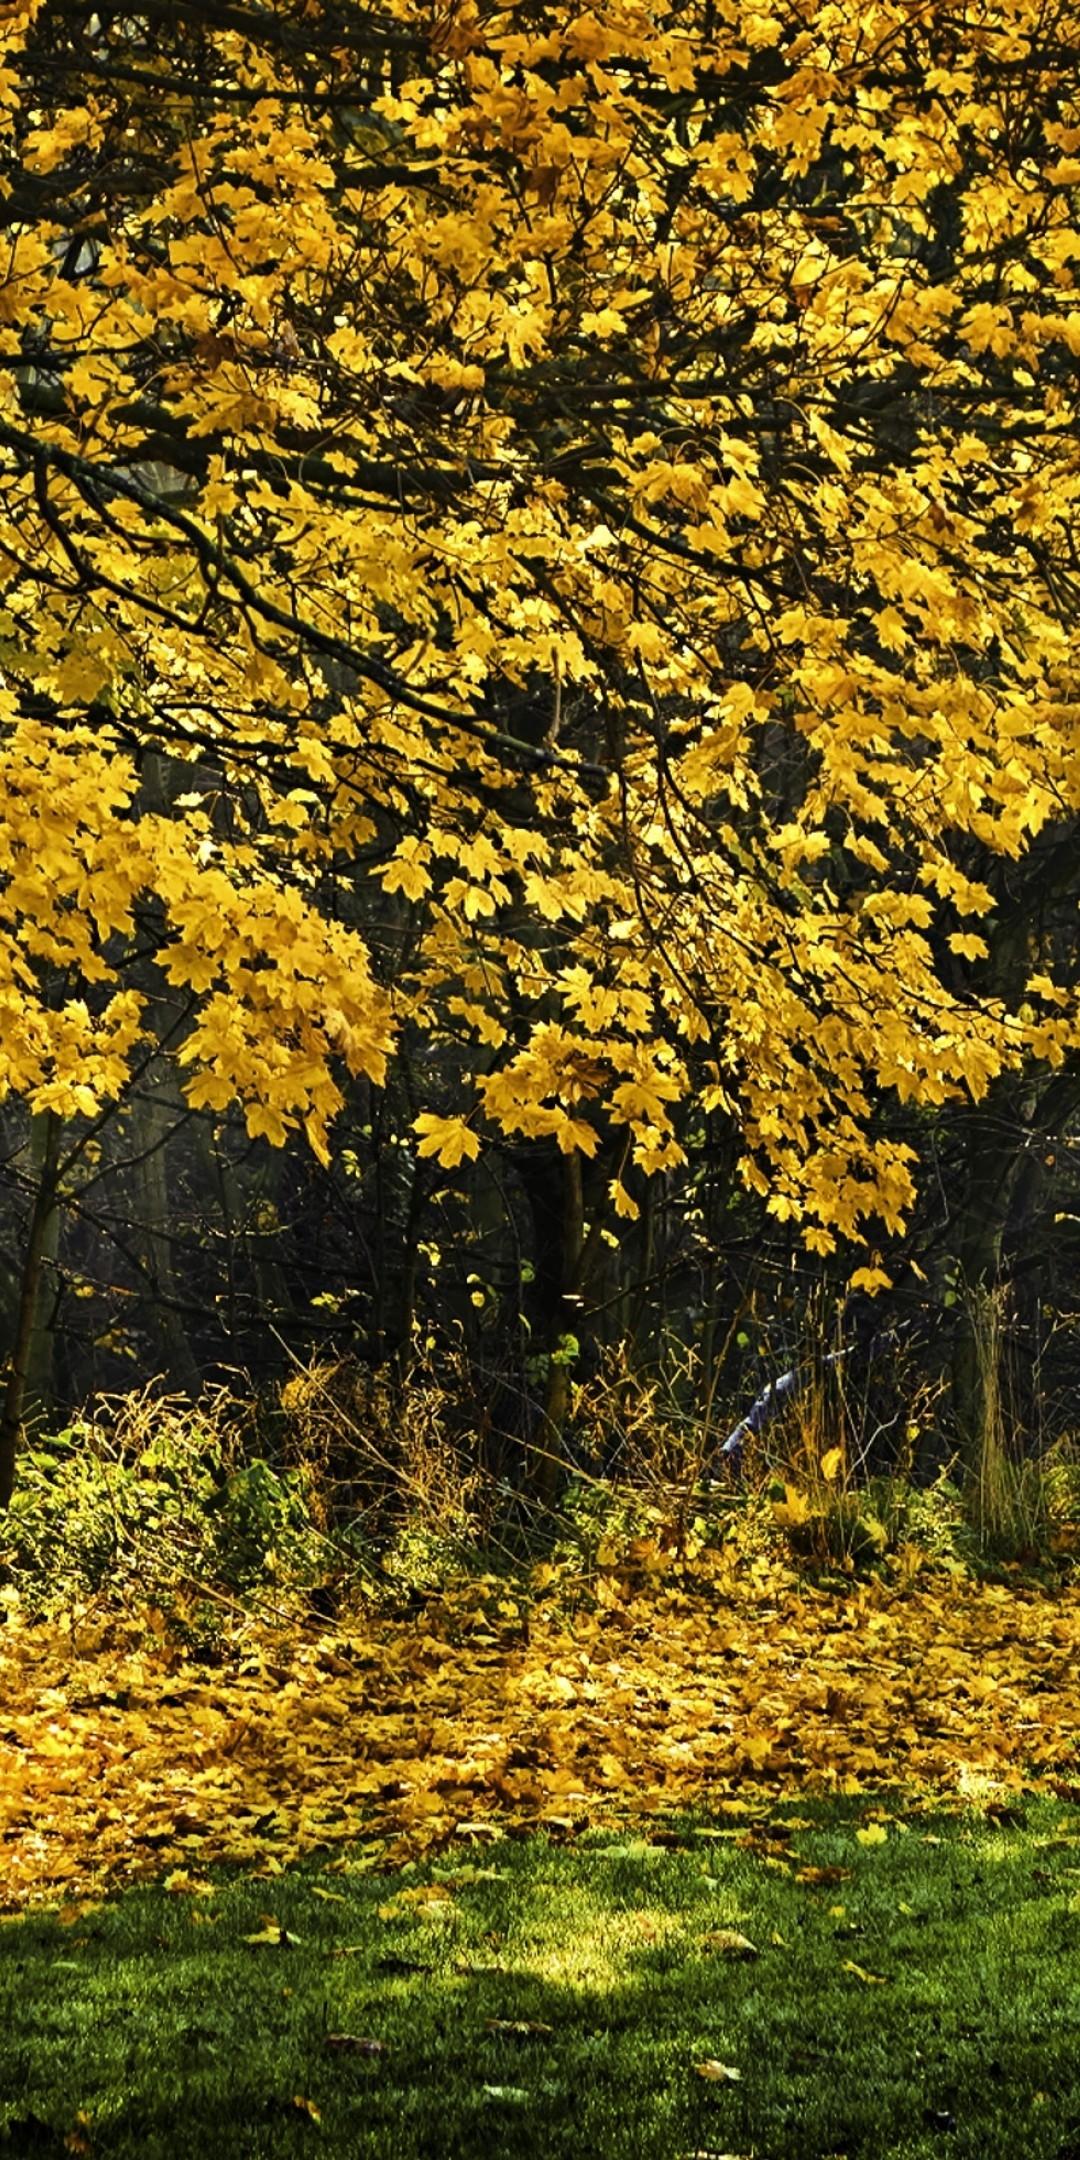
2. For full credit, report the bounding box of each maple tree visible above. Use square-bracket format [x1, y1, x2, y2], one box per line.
[3, 0, 1080, 1493]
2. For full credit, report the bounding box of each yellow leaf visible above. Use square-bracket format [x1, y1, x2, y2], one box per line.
[414, 1115, 481, 1169]
[378, 1883, 455, 1922]
[700, 1929, 759, 1960]
[163, 1870, 215, 1896]
[555, 1115, 600, 1156]
[855, 1822, 888, 1847]
[820, 1447, 844, 1482]
[772, 1484, 811, 1529]
[381, 840, 432, 901]
[244, 1920, 299, 1946]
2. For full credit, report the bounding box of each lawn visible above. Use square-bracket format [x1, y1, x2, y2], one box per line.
[4, 1796, 1080, 2158]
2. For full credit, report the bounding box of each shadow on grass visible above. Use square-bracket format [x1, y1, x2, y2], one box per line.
[3, 1796, 1080, 2157]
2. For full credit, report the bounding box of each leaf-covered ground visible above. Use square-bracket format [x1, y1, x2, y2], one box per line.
[4, 1561, 1080, 1906]
[4, 1799, 1080, 2157]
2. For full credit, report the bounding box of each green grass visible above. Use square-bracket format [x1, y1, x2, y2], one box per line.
[4, 1797, 1080, 2157]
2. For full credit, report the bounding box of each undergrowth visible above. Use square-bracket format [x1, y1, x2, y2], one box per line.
[2, 1346, 1079, 1647]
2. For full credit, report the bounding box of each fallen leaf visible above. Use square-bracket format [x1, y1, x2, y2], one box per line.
[164, 1869, 215, 1895]
[481, 2085, 530, 2103]
[290, 2094, 322, 2122]
[596, 1838, 665, 1860]
[378, 1883, 455, 1922]
[841, 1958, 888, 1985]
[485, 2018, 553, 2038]
[324, 2034, 386, 2056]
[856, 1822, 888, 1847]
[695, 2060, 742, 2083]
[244, 1919, 301, 1947]
[700, 1929, 759, 1960]
[245, 1921, 283, 1945]
[796, 1865, 852, 1886]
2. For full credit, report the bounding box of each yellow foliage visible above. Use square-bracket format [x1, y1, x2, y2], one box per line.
[771, 1484, 813, 1530]
[0, 0, 1077, 1248]
[413, 1115, 481, 1170]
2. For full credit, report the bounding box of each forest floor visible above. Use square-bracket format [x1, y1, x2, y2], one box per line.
[3, 1557, 1080, 2154]
[2, 1555, 1079, 1905]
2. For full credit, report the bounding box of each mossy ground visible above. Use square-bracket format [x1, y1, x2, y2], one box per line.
[3, 1795, 1080, 2157]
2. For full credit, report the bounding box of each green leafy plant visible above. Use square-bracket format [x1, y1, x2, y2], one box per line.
[0, 1394, 346, 1630]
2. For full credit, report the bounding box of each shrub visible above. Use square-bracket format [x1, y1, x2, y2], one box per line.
[277, 1348, 490, 1587]
[0, 1392, 349, 1634]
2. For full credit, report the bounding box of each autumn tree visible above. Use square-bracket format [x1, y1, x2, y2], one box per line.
[2, 0, 1080, 1497]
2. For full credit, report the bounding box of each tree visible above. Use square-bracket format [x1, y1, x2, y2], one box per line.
[2, 0, 1080, 1496]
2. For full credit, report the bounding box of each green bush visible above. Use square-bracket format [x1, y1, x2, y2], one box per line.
[0, 1400, 348, 1630]
[552, 1473, 664, 1573]
[203, 1455, 324, 1592]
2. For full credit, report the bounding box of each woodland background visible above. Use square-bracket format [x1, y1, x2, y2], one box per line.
[5, 980, 1080, 1494]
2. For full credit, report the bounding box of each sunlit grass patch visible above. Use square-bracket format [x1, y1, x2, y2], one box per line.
[3, 1796, 1080, 2156]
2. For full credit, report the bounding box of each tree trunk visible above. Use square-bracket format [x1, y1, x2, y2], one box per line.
[534, 1153, 587, 1509]
[133, 1082, 201, 1395]
[949, 1089, 1033, 1467]
[24, 1113, 62, 1419]
[0, 1111, 62, 1508]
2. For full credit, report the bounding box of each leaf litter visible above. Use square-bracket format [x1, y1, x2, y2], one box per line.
[3, 1561, 1080, 1906]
